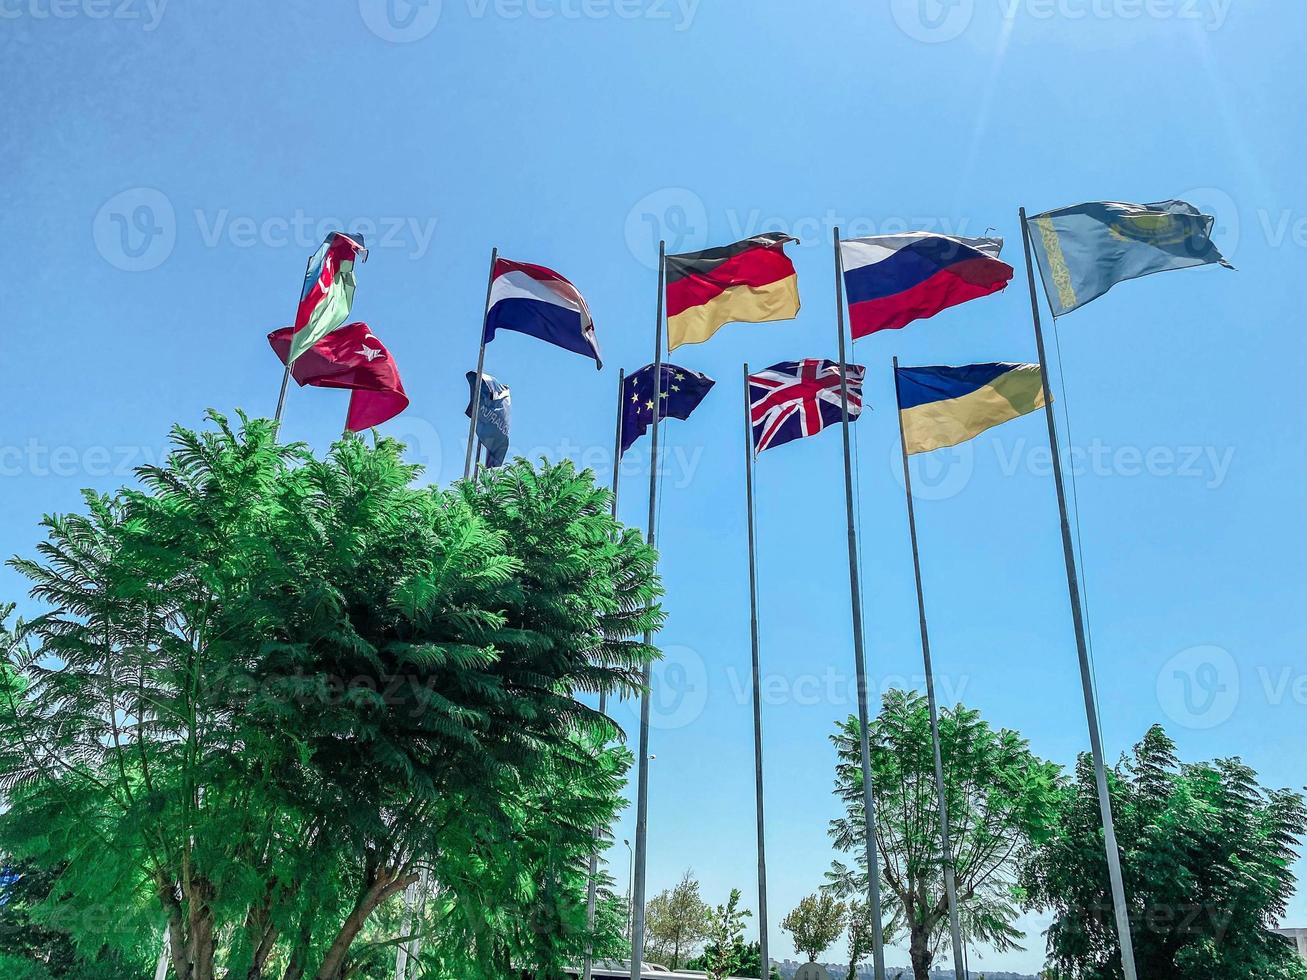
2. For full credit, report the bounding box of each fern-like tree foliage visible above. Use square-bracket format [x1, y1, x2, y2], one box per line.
[825, 689, 1062, 980]
[0, 412, 661, 980]
[1020, 725, 1307, 980]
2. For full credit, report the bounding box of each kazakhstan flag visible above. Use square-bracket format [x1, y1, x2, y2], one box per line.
[1027, 200, 1232, 316]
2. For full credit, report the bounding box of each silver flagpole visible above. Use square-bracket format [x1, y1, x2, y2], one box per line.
[741, 363, 771, 980]
[583, 366, 626, 980]
[832, 227, 887, 980]
[464, 247, 499, 479]
[611, 367, 626, 523]
[629, 241, 666, 980]
[273, 253, 316, 426]
[1019, 207, 1139, 980]
[892, 356, 966, 980]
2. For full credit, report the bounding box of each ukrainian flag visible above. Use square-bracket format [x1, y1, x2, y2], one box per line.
[896, 363, 1046, 455]
[1027, 199, 1232, 316]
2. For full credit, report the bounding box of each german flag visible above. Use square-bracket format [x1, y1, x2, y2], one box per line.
[665, 233, 800, 350]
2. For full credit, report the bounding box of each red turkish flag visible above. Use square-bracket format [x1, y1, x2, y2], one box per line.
[268, 322, 409, 431]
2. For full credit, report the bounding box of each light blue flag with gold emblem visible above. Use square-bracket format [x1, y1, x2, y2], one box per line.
[1027, 200, 1233, 316]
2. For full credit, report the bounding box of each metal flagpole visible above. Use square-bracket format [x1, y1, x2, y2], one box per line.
[464, 247, 499, 479]
[832, 227, 887, 980]
[629, 241, 666, 980]
[273, 254, 316, 426]
[741, 362, 771, 980]
[582, 366, 626, 980]
[611, 367, 626, 524]
[892, 356, 966, 980]
[1018, 207, 1139, 980]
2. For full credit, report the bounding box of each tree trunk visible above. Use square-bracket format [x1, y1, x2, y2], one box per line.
[247, 921, 280, 980]
[186, 879, 218, 980]
[908, 923, 933, 980]
[157, 877, 193, 980]
[312, 869, 418, 980]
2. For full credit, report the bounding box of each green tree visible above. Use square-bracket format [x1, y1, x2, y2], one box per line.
[0, 415, 661, 980]
[827, 690, 1061, 980]
[644, 870, 711, 970]
[780, 892, 845, 963]
[700, 888, 750, 979]
[1021, 725, 1307, 980]
[843, 900, 877, 980]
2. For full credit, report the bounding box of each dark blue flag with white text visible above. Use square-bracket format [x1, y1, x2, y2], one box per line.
[621, 363, 714, 455]
[465, 371, 511, 468]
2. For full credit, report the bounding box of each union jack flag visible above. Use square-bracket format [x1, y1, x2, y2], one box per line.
[748, 358, 865, 454]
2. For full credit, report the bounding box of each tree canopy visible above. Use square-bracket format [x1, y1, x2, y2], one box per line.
[780, 892, 845, 963]
[643, 869, 711, 970]
[1021, 724, 1307, 980]
[826, 689, 1062, 980]
[0, 413, 661, 980]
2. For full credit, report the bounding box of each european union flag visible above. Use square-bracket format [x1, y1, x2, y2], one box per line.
[464, 371, 511, 468]
[1027, 199, 1233, 316]
[621, 363, 714, 455]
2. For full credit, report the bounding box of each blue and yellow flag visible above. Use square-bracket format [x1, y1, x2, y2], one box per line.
[896, 363, 1046, 455]
[1027, 200, 1232, 316]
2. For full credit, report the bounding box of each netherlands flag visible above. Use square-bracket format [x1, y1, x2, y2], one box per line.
[840, 233, 1014, 340]
[484, 257, 602, 368]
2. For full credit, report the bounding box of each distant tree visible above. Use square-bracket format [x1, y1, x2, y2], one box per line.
[844, 899, 877, 980]
[644, 870, 711, 970]
[699, 888, 751, 979]
[1022, 724, 1307, 980]
[687, 938, 781, 980]
[827, 690, 1062, 980]
[781, 892, 846, 963]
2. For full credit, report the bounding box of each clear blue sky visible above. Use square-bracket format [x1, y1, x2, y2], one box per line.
[3, 1, 1304, 972]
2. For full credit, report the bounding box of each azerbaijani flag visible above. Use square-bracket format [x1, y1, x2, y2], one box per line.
[288, 232, 368, 364]
[665, 234, 800, 351]
[840, 233, 1013, 339]
[485, 258, 601, 368]
[895, 362, 1046, 456]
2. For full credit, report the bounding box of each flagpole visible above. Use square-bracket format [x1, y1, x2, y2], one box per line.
[611, 366, 626, 524]
[832, 227, 887, 980]
[273, 254, 316, 426]
[582, 366, 626, 980]
[892, 356, 966, 980]
[1019, 207, 1139, 980]
[464, 247, 499, 480]
[741, 362, 771, 980]
[629, 240, 665, 980]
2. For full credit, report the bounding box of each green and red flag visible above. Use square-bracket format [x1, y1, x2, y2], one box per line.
[269, 321, 409, 431]
[287, 232, 368, 364]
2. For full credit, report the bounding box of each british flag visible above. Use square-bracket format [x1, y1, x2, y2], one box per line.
[748, 358, 866, 454]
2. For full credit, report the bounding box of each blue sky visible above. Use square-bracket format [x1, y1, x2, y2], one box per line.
[3, 0, 1304, 972]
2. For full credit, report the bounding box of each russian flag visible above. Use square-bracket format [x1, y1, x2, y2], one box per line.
[840, 233, 1013, 339]
[485, 257, 601, 368]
